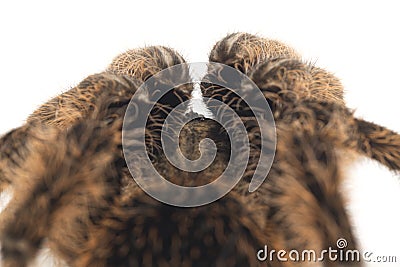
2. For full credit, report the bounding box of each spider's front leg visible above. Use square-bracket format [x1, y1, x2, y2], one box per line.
[28, 46, 189, 128]
[209, 32, 300, 73]
[205, 32, 344, 106]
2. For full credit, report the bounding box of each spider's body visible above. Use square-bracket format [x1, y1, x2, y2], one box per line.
[1, 33, 400, 267]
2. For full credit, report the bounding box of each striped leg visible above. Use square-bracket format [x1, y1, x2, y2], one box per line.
[354, 118, 400, 171]
[262, 122, 360, 266]
[209, 32, 300, 74]
[248, 59, 400, 172]
[28, 46, 189, 128]
[0, 124, 33, 193]
[204, 32, 344, 109]
[0, 118, 122, 267]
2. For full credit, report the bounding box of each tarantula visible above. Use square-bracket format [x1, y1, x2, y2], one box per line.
[1, 33, 399, 267]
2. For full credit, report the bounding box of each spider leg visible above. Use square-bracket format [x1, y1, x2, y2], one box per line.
[0, 72, 139, 195]
[275, 98, 400, 174]
[0, 71, 141, 266]
[206, 32, 344, 106]
[28, 46, 189, 128]
[353, 118, 400, 171]
[248, 58, 400, 172]
[0, 117, 123, 267]
[107, 45, 191, 113]
[209, 32, 300, 73]
[0, 124, 34, 193]
[107, 46, 186, 82]
[27, 72, 138, 127]
[262, 122, 360, 266]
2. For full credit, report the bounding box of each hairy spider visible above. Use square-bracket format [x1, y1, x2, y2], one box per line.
[0, 33, 399, 267]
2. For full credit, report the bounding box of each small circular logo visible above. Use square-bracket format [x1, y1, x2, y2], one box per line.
[336, 238, 348, 249]
[122, 62, 276, 207]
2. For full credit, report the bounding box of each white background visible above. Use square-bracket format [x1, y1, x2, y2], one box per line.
[0, 1, 399, 266]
